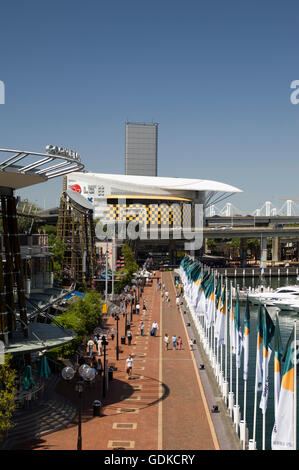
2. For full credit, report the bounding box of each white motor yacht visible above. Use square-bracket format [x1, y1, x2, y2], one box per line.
[248, 285, 299, 306]
[273, 298, 299, 311]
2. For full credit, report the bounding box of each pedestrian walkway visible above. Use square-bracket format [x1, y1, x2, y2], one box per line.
[15, 272, 234, 450]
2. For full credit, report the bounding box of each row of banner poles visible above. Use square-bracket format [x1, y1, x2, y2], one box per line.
[179, 256, 297, 451]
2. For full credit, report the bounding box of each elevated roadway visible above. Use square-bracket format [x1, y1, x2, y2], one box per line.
[202, 226, 299, 239]
[206, 215, 299, 226]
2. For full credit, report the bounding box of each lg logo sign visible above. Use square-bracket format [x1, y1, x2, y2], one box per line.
[71, 184, 82, 193]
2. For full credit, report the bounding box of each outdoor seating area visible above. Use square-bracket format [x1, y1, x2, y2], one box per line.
[13, 355, 51, 409]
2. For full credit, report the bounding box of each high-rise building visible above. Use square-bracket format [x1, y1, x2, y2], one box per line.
[125, 122, 158, 176]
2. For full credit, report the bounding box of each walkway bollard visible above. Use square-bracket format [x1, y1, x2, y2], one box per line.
[92, 400, 102, 417]
[248, 439, 256, 450]
[233, 404, 240, 432]
[218, 370, 223, 388]
[240, 420, 246, 449]
[228, 391, 234, 417]
[222, 380, 228, 403]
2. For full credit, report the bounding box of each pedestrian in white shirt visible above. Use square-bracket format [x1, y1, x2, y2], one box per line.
[126, 354, 134, 379]
[87, 339, 94, 357]
[97, 337, 102, 356]
[151, 321, 159, 336]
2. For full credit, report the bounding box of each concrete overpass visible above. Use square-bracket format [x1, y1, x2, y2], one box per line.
[202, 226, 299, 238]
[205, 215, 299, 226]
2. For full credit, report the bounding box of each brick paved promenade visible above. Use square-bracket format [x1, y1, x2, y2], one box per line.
[18, 272, 227, 450]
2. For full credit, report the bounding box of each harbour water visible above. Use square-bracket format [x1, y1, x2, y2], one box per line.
[223, 276, 298, 450]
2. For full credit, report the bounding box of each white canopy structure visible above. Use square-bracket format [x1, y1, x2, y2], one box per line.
[67, 172, 242, 216]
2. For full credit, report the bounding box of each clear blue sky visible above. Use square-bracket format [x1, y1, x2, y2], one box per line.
[1, 0, 299, 213]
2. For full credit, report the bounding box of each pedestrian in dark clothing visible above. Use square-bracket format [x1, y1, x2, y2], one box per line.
[127, 329, 133, 345]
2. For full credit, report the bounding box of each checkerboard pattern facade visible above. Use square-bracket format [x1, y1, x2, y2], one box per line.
[105, 202, 192, 227]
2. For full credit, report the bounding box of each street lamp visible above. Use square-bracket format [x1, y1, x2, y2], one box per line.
[124, 301, 128, 337]
[130, 292, 133, 323]
[101, 335, 109, 397]
[61, 364, 95, 450]
[114, 314, 120, 360]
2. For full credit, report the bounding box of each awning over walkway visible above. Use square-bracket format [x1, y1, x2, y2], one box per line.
[5, 323, 76, 354]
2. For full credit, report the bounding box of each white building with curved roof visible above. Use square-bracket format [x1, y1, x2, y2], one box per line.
[67, 172, 242, 217]
[66, 172, 242, 265]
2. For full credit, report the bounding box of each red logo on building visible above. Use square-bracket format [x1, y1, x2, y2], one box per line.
[71, 184, 82, 193]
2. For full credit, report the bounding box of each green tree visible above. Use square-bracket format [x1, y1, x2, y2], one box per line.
[0, 355, 16, 438]
[39, 224, 57, 237]
[226, 238, 241, 259]
[48, 290, 104, 360]
[114, 243, 138, 294]
[49, 235, 66, 282]
[247, 238, 260, 261]
[207, 239, 217, 251]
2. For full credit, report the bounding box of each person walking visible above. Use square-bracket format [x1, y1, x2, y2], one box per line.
[165, 291, 169, 302]
[176, 296, 181, 311]
[140, 322, 145, 336]
[87, 338, 94, 357]
[172, 335, 177, 350]
[164, 333, 169, 351]
[127, 328, 133, 345]
[189, 338, 194, 350]
[151, 321, 159, 336]
[126, 354, 134, 379]
[97, 336, 103, 356]
[143, 299, 146, 311]
[136, 303, 140, 315]
[177, 336, 183, 350]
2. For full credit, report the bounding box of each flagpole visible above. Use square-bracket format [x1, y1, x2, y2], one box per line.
[243, 380, 247, 449]
[294, 320, 297, 451]
[224, 276, 228, 397]
[213, 271, 216, 364]
[262, 319, 266, 451]
[229, 280, 234, 417]
[242, 296, 250, 450]
[250, 316, 259, 451]
[219, 275, 223, 384]
[230, 280, 233, 394]
[262, 406, 266, 450]
[234, 287, 241, 433]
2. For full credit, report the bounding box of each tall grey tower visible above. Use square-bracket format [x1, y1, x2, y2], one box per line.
[125, 122, 158, 176]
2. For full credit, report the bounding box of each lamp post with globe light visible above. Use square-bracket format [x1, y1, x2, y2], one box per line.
[101, 335, 109, 397]
[111, 305, 120, 362]
[115, 314, 120, 361]
[61, 364, 96, 450]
